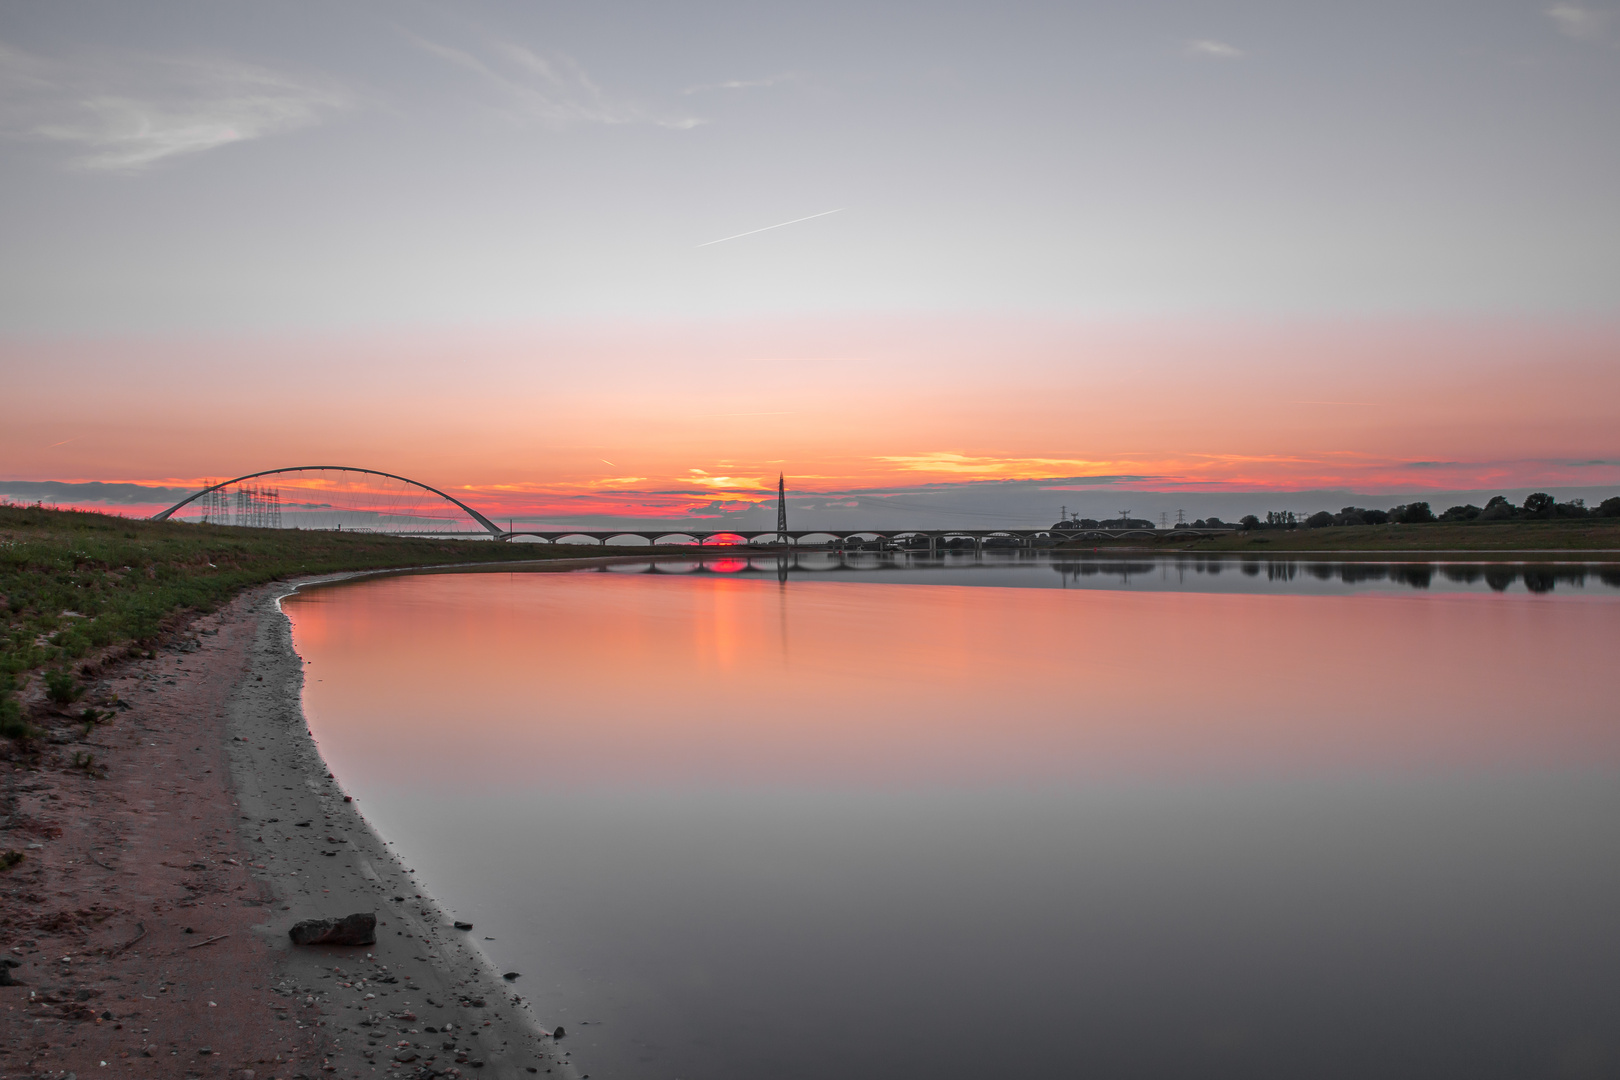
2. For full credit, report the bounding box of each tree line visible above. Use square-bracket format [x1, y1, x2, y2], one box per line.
[1226, 493, 1620, 531]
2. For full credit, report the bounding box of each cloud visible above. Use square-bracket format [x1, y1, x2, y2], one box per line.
[1186, 39, 1244, 58]
[403, 29, 701, 130]
[0, 480, 193, 505]
[875, 452, 1128, 478]
[0, 41, 350, 171]
[1547, 4, 1611, 38]
[682, 73, 797, 95]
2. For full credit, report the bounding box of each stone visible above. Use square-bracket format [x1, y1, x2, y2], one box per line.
[454, 921, 473, 930]
[502, 972, 520, 981]
[288, 913, 377, 946]
[553, 1026, 565, 1039]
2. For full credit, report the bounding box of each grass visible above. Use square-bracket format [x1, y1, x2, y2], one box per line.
[0, 503, 653, 725]
[1065, 518, 1620, 555]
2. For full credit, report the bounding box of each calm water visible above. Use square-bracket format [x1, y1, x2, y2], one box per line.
[285, 554, 1620, 1080]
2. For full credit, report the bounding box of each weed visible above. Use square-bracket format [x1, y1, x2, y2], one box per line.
[0, 691, 28, 740]
[0, 851, 23, 872]
[44, 669, 83, 707]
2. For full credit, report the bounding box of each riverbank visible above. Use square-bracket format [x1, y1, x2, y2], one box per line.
[1103, 518, 1620, 554]
[0, 573, 580, 1079]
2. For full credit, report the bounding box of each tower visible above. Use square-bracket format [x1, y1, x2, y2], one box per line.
[776, 473, 788, 546]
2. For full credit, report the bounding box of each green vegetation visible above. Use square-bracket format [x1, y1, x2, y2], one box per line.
[0, 504, 640, 732]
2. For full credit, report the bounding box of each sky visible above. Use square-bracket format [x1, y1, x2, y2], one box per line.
[2, 0, 1617, 525]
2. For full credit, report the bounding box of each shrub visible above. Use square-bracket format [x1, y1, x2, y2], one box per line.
[0, 688, 29, 740]
[44, 668, 83, 706]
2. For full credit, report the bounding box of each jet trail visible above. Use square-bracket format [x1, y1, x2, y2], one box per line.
[698, 208, 842, 247]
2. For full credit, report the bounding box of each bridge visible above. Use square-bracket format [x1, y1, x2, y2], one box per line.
[151, 465, 1237, 546]
[495, 527, 1195, 549]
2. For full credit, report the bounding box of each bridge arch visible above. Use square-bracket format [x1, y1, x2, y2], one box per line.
[151, 466, 504, 537]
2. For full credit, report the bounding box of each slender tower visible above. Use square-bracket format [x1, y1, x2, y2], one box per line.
[777, 473, 789, 546]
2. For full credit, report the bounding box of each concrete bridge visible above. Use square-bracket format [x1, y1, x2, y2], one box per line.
[498, 526, 1235, 549]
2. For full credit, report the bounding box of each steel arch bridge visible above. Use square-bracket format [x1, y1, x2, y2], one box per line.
[151, 466, 505, 537]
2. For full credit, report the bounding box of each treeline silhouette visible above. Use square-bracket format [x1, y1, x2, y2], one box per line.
[1052, 558, 1620, 592]
[1235, 493, 1620, 531]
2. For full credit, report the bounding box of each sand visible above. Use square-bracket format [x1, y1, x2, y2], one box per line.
[1, 575, 577, 1080]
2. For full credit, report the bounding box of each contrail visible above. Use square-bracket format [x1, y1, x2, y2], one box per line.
[698, 208, 843, 247]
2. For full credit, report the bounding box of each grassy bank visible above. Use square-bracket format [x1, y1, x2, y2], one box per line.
[1077, 519, 1620, 554]
[0, 505, 641, 731]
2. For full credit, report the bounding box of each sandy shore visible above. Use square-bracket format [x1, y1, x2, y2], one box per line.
[2, 574, 578, 1080]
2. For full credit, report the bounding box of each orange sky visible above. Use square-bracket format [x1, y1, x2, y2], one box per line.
[6, 316, 1619, 518]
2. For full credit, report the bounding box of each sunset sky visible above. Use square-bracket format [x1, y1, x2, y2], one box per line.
[3, 1, 1617, 524]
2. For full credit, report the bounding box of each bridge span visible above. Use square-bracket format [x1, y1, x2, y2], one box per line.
[498, 526, 1234, 549]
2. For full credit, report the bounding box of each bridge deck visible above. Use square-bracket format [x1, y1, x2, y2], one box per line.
[494, 527, 1236, 545]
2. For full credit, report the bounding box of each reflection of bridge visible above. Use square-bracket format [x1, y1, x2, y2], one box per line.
[152, 465, 1236, 545]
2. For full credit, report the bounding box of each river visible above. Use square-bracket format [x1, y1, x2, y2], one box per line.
[284, 553, 1620, 1079]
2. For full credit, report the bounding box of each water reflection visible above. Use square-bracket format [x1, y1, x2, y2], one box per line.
[578, 550, 1620, 595]
[286, 563, 1620, 1080]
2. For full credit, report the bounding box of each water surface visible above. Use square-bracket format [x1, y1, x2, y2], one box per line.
[286, 555, 1620, 1079]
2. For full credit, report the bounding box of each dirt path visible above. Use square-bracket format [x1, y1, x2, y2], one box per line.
[2, 579, 570, 1080]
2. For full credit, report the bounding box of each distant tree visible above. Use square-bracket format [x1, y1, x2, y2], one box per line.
[1393, 502, 1435, 524]
[1191, 518, 1208, 528]
[1306, 510, 1336, 528]
[1599, 497, 1620, 518]
[1480, 495, 1517, 521]
[1240, 514, 1261, 530]
[1360, 509, 1389, 525]
[1554, 498, 1589, 519]
[1205, 516, 1225, 527]
[1265, 510, 1296, 528]
[1523, 492, 1557, 518]
[1438, 504, 1481, 522]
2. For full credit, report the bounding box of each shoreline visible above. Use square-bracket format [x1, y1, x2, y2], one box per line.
[2, 567, 607, 1079]
[235, 575, 566, 1079]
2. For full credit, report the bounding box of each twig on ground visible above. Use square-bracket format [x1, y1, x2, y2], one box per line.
[113, 922, 146, 954]
[188, 933, 229, 949]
